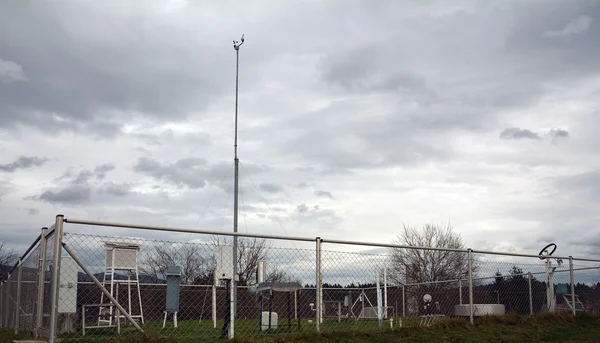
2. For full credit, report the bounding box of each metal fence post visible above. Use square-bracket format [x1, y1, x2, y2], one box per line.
[467, 249, 474, 325]
[35, 227, 48, 338]
[315, 237, 322, 332]
[401, 284, 405, 317]
[569, 256, 575, 316]
[14, 257, 23, 334]
[528, 272, 533, 315]
[48, 215, 64, 343]
[5, 275, 11, 328]
[459, 279, 463, 305]
[0, 282, 3, 328]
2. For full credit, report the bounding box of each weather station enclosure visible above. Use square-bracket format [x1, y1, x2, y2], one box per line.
[99, 242, 144, 327]
[3, 215, 600, 343]
[215, 245, 234, 284]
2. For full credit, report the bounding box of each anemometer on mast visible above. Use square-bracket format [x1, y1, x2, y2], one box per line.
[539, 243, 562, 312]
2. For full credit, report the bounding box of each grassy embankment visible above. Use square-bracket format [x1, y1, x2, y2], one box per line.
[2, 312, 600, 343]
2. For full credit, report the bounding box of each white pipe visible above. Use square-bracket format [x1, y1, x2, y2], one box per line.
[212, 285, 217, 328]
[376, 269, 382, 327]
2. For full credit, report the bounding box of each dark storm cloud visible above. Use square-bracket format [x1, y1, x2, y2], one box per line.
[499, 127, 542, 141]
[0, 156, 48, 172]
[0, 1, 228, 135]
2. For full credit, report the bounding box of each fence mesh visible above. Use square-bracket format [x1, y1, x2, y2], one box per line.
[2, 221, 600, 341]
[320, 248, 396, 330]
[58, 232, 317, 340]
[17, 244, 41, 333]
[39, 229, 56, 335]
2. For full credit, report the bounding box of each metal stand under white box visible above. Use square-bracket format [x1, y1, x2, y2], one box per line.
[98, 242, 144, 327]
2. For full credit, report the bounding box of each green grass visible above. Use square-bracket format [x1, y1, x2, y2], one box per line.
[0, 328, 30, 343]
[4, 312, 600, 343]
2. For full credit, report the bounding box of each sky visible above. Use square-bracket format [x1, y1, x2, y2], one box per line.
[1, 0, 600, 263]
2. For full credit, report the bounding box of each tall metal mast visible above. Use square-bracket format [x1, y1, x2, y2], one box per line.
[230, 33, 244, 339]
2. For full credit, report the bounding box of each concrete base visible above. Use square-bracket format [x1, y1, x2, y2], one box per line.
[455, 304, 506, 316]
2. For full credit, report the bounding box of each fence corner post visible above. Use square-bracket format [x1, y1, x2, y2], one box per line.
[569, 256, 575, 316]
[35, 227, 49, 338]
[48, 214, 64, 343]
[467, 248, 474, 325]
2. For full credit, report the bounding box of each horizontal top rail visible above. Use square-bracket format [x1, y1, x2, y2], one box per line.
[63, 218, 316, 243]
[62, 217, 600, 263]
[322, 238, 468, 253]
[469, 248, 599, 263]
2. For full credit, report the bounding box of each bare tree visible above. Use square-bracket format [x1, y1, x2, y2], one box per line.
[389, 223, 471, 284]
[389, 223, 474, 315]
[0, 241, 18, 281]
[140, 242, 213, 285]
[266, 268, 294, 283]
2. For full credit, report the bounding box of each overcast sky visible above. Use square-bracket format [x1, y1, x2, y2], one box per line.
[1, 0, 599, 260]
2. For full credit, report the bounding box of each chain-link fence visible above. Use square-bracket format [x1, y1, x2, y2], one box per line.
[1, 215, 600, 342]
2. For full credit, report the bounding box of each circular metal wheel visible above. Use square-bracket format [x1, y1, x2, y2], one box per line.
[538, 243, 557, 259]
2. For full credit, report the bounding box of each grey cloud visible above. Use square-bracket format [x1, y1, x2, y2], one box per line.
[133, 157, 210, 189]
[0, 2, 229, 135]
[549, 128, 570, 141]
[39, 186, 91, 204]
[282, 108, 459, 171]
[505, 1, 600, 81]
[33, 163, 123, 204]
[73, 170, 94, 185]
[133, 156, 269, 190]
[0, 156, 48, 172]
[296, 203, 309, 213]
[290, 203, 343, 230]
[550, 128, 569, 138]
[296, 182, 309, 189]
[61, 164, 115, 185]
[553, 169, 600, 202]
[296, 203, 320, 214]
[26, 208, 39, 215]
[315, 190, 334, 199]
[259, 183, 284, 194]
[499, 127, 541, 141]
[0, 181, 9, 201]
[94, 163, 116, 180]
[544, 15, 593, 38]
[98, 182, 131, 197]
[0, 58, 27, 83]
[132, 129, 212, 148]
